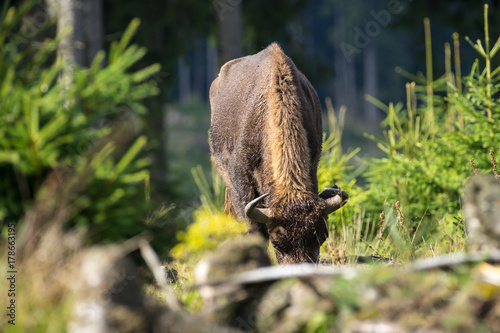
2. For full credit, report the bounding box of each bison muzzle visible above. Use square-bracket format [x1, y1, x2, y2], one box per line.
[209, 43, 348, 264]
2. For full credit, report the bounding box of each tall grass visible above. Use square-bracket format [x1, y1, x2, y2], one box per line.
[359, 4, 500, 258]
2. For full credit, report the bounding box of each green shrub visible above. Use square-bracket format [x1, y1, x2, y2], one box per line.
[171, 165, 246, 260]
[0, 1, 165, 245]
[362, 6, 500, 234]
[171, 208, 247, 260]
[317, 98, 366, 230]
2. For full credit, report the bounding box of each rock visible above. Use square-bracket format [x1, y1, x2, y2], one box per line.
[255, 278, 335, 333]
[464, 175, 500, 251]
[68, 245, 148, 333]
[348, 321, 408, 333]
[195, 235, 272, 326]
[67, 244, 243, 333]
[195, 236, 342, 332]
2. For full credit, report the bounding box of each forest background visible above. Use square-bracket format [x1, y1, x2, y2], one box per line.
[2, 1, 500, 328]
[3, 0, 500, 258]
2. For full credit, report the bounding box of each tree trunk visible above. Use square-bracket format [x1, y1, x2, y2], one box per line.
[46, 0, 103, 68]
[332, 2, 358, 117]
[178, 57, 191, 102]
[215, 0, 243, 68]
[143, 29, 169, 197]
[46, 0, 77, 87]
[82, 0, 103, 65]
[363, 42, 379, 124]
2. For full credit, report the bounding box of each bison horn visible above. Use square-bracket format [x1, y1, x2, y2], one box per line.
[320, 186, 349, 215]
[245, 193, 271, 224]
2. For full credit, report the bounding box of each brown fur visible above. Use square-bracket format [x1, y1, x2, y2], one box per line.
[267, 44, 313, 202]
[210, 43, 328, 263]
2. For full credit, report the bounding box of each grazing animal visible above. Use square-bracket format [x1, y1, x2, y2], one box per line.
[209, 43, 348, 264]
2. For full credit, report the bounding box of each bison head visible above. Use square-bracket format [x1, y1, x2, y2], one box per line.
[245, 187, 348, 264]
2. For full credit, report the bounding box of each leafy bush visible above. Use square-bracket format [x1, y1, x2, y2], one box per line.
[317, 98, 366, 230]
[171, 209, 247, 260]
[171, 166, 247, 260]
[0, 2, 165, 245]
[362, 7, 500, 233]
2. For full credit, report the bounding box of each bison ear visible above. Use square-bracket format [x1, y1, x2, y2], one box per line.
[245, 193, 271, 224]
[320, 186, 349, 215]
